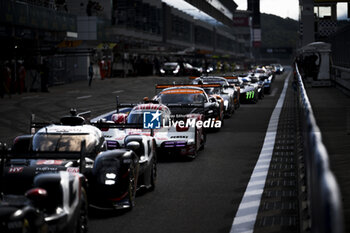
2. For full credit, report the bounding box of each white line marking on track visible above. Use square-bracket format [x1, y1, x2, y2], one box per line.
[68, 90, 80, 94]
[22, 95, 39, 99]
[230, 72, 291, 233]
[112, 90, 124, 94]
[77, 95, 92, 100]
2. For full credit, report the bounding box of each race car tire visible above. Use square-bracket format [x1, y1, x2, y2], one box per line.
[187, 127, 198, 160]
[149, 158, 157, 191]
[76, 188, 88, 233]
[253, 91, 259, 104]
[127, 167, 137, 210]
[199, 131, 206, 151]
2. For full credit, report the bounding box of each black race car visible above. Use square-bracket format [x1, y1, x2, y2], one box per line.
[0, 143, 88, 233]
[3, 110, 155, 210]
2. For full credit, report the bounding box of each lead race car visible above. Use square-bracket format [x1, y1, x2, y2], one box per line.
[3, 109, 156, 210]
[92, 100, 206, 159]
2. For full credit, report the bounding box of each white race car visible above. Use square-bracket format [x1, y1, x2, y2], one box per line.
[93, 102, 206, 159]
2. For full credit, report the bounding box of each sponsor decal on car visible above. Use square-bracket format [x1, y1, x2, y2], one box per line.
[36, 160, 63, 165]
[8, 167, 24, 173]
[67, 167, 80, 173]
[246, 91, 255, 99]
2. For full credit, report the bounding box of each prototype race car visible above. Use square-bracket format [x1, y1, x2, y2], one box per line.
[0, 143, 88, 233]
[92, 101, 206, 159]
[3, 110, 155, 210]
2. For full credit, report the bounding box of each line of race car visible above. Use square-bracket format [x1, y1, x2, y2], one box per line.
[0, 65, 282, 233]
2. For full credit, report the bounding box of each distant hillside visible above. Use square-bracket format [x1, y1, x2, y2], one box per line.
[261, 13, 298, 48]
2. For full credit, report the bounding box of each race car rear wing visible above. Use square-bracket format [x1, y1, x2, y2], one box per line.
[30, 109, 92, 134]
[1, 141, 87, 173]
[155, 83, 222, 89]
[92, 121, 155, 137]
[223, 76, 238, 79]
[155, 83, 223, 95]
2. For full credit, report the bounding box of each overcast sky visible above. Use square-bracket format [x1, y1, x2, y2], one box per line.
[235, 0, 299, 20]
[235, 0, 348, 20]
[163, 0, 348, 21]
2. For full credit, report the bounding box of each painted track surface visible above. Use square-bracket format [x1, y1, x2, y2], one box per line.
[0, 71, 288, 232]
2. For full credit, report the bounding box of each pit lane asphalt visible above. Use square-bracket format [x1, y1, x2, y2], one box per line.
[0, 71, 288, 233]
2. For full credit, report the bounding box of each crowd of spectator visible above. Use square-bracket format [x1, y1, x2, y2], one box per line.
[0, 59, 49, 98]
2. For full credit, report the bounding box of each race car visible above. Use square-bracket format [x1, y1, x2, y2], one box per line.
[0, 143, 88, 233]
[92, 101, 206, 159]
[190, 76, 239, 115]
[4, 109, 155, 210]
[223, 76, 242, 97]
[154, 85, 224, 129]
[235, 75, 261, 104]
[251, 67, 274, 94]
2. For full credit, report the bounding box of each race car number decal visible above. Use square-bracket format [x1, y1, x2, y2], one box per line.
[246, 91, 255, 99]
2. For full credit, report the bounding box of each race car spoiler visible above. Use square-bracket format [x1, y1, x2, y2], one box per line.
[91, 122, 155, 137]
[156, 84, 222, 90]
[30, 110, 92, 134]
[1, 141, 87, 172]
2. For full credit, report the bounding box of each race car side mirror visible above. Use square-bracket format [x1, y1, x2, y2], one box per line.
[111, 113, 127, 124]
[25, 188, 48, 208]
[126, 141, 140, 151]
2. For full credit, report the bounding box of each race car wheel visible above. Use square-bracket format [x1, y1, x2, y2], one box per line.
[253, 91, 259, 104]
[76, 188, 88, 233]
[199, 130, 206, 151]
[149, 158, 157, 191]
[127, 168, 136, 210]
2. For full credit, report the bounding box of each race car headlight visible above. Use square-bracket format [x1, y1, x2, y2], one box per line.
[106, 173, 116, 179]
[173, 66, 180, 74]
[105, 180, 115, 185]
[187, 139, 195, 145]
[160, 68, 165, 73]
[105, 173, 117, 185]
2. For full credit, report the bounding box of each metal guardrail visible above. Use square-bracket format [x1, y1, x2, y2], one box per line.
[295, 64, 344, 233]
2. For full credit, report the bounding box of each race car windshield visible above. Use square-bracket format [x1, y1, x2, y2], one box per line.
[32, 133, 97, 153]
[127, 112, 144, 124]
[198, 79, 226, 85]
[158, 93, 204, 104]
[203, 87, 220, 95]
[228, 79, 239, 84]
[163, 63, 178, 68]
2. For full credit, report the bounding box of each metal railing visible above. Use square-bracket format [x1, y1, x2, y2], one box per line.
[295, 64, 344, 233]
